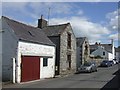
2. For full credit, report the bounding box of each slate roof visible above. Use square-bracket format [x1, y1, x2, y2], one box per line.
[115, 47, 120, 52]
[90, 43, 113, 54]
[100, 44, 112, 53]
[2, 16, 55, 46]
[42, 23, 70, 36]
[89, 45, 98, 54]
[76, 37, 86, 47]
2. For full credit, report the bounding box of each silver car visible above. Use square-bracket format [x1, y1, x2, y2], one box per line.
[78, 62, 97, 73]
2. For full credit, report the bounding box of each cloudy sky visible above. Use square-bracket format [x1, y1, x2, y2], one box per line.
[1, 2, 119, 47]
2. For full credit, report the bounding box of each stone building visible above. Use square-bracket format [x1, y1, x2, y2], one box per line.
[76, 37, 90, 70]
[38, 16, 76, 75]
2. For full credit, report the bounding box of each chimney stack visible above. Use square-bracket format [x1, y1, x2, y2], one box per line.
[38, 15, 47, 29]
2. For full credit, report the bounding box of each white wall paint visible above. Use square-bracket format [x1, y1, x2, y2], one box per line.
[40, 58, 55, 78]
[111, 40, 115, 59]
[18, 41, 55, 57]
[108, 53, 113, 60]
[17, 41, 55, 83]
[91, 46, 113, 60]
[91, 46, 108, 59]
[12, 58, 16, 83]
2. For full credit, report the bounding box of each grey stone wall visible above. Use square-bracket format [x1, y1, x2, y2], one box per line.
[89, 58, 103, 66]
[60, 24, 76, 75]
[82, 39, 90, 64]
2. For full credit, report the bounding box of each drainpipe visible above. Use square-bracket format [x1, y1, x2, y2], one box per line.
[12, 58, 16, 83]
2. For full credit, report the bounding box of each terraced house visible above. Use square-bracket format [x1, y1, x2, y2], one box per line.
[38, 16, 76, 76]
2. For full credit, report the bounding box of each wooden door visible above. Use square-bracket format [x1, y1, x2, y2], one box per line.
[21, 56, 40, 82]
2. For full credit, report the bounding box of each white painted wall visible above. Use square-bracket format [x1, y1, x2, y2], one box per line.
[111, 40, 115, 59]
[91, 46, 108, 59]
[17, 41, 55, 83]
[40, 58, 55, 78]
[108, 53, 113, 60]
[91, 46, 113, 60]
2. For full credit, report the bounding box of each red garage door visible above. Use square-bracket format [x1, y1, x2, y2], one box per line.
[21, 56, 40, 82]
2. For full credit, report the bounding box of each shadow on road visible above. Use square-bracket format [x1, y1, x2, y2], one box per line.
[100, 67, 120, 90]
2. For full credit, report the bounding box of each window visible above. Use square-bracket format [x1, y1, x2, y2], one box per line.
[67, 33, 71, 49]
[103, 52, 105, 56]
[67, 55, 71, 69]
[43, 58, 48, 67]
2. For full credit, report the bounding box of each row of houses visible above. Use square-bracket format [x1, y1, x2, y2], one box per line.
[1, 16, 76, 83]
[90, 41, 115, 60]
[0, 16, 116, 83]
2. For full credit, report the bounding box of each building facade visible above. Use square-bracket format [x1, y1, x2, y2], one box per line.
[76, 37, 90, 70]
[38, 16, 76, 75]
[1, 16, 56, 83]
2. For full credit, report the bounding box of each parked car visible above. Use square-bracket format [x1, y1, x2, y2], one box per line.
[109, 60, 114, 66]
[100, 60, 112, 67]
[78, 62, 97, 73]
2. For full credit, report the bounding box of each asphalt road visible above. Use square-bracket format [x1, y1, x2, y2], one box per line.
[2, 64, 120, 89]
